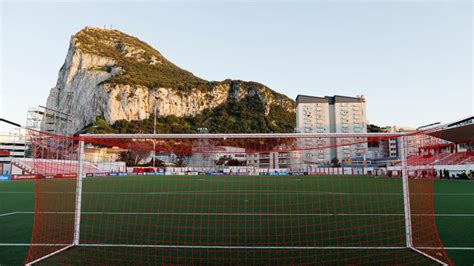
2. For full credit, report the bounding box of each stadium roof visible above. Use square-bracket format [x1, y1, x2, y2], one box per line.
[428, 116, 474, 144]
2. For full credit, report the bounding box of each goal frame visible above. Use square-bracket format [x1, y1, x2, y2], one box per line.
[25, 132, 448, 265]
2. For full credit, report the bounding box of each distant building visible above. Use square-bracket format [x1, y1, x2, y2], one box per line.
[387, 125, 417, 133]
[386, 125, 454, 158]
[189, 146, 247, 170]
[247, 151, 294, 171]
[367, 138, 398, 159]
[296, 95, 367, 163]
[0, 132, 27, 174]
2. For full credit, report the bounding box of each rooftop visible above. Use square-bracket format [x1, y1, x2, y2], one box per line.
[296, 94, 365, 104]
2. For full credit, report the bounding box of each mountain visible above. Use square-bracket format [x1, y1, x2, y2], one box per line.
[44, 26, 296, 135]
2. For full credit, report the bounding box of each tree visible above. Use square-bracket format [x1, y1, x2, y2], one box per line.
[175, 154, 188, 167]
[227, 159, 246, 166]
[119, 150, 151, 166]
[216, 155, 232, 166]
[331, 157, 341, 167]
[216, 155, 246, 166]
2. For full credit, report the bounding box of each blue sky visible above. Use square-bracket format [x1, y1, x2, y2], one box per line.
[1, 1, 472, 132]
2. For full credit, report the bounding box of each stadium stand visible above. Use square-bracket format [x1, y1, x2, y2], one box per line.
[392, 152, 474, 166]
[394, 116, 474, 168]
[437, 152, 474, 165]
[11, 158, 100, 175]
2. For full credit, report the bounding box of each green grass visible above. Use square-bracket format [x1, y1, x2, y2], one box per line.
[0, 176, 473, 265]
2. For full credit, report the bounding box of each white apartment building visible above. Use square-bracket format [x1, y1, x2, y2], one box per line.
[388, 138, 398, 158]
[296, 96, 330, 163]
[188, 146, 247, 171]
[296, 95, 367, 164]
[367, 138, 398, 159]
[247, 151, 291, 170]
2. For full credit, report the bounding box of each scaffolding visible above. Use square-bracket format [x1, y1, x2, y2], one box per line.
[26, 105, 74, 136]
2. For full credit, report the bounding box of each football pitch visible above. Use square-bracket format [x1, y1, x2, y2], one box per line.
[0, 175, 473, 265]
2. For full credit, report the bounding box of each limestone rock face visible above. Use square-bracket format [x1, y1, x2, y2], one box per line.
[43, 27, 295, 135]
[44, 38, 118, 134]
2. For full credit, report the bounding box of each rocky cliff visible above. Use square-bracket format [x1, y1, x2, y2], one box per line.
[44, 27, 296, 135]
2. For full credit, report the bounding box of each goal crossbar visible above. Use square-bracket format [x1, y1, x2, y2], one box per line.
[80, 132, 405, 139]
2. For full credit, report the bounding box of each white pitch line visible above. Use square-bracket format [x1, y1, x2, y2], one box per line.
[79, 244, 407, 250]
[1, 190, 473, 196]
[142, 191, 356, 195]
[2, 191, 474, 196]
[0, 243, 67, 246]
[25, 244, 73, 266]
[1, 243, 473, 250]
[0, 212, 18, 217]
[442, 247, 474, 250]
[418, 247, 474, 250]
[4, 211, 474, 217]
[417, 214, 474, 217]
[411, 247, 448, 266]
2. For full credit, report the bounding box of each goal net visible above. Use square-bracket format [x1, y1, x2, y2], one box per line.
[24, 130, 451, 265]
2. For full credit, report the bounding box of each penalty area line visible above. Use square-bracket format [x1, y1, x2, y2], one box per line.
[1, 190, 474, 196]
[0, 190, 474, 196]
[0, 243, 473, 250]
[80, 244, 410, 250]
[4, 211, 474, 217]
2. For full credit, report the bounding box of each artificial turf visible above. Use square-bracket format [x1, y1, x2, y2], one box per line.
[0, 176, 472, 265]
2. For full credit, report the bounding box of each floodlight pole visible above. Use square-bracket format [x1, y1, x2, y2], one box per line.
[73, 140, 85, 245]
[153, 105, 157, 169]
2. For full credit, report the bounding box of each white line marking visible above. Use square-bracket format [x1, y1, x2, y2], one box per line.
[411, 247, 447, 266]
[0, 212, 18, 217]
[4, 211, 474, 217]
[1, 243, 473, 250]
[418, 247, 474, 250]
[0, 243, 67, 246]
[143, 191, 355, 195]
[1, 190, 473, 196]
[25, 244, 73, 266]
[79, 244, 407, 250]
[423, 214, 474, 217]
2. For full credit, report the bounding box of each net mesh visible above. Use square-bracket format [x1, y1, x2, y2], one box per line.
[24, 130, 452, 265]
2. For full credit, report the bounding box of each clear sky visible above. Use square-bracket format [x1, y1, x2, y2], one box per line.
[1, 1, 472, 132]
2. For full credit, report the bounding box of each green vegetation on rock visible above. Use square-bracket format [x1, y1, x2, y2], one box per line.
[75, 27, 206, 91]
[86, 95, 296, 134]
